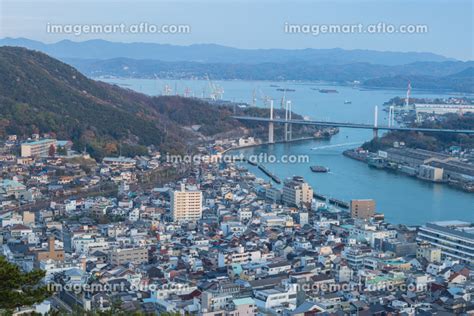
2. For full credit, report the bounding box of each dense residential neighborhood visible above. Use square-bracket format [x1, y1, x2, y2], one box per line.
[1, 134, 473, 315]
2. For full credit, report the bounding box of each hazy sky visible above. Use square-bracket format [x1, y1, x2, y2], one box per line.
[1, 0, 473, 60]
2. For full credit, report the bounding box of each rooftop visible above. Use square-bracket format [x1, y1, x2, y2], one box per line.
[21, 138, 56, 146]
[232, 297, 255, 306]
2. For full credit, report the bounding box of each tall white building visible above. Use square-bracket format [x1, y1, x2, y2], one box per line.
[170, 184, 203, 223]
[282, 176, 313, 207]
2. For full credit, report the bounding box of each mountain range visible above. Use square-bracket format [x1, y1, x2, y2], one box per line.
[1, 38, 472, 93]
[0, 38, 454, 65]
[66, 57, 474, 92]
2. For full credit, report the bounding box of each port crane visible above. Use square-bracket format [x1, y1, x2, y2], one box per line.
[205, 74, 224, 100]
[254, 87, 272, 108]
[154, 73, 173, 96]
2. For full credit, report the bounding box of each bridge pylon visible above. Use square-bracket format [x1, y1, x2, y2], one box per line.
[269, 100, 275, 144]
[288, 101, 292, 141]
[373, 105, 379, 139]
[284, 101, 291, 142]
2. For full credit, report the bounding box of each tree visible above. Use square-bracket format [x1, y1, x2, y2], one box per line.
[48, 144, 56, 157]
[0, 256, 51, 313]
[56, 146, 67, 156]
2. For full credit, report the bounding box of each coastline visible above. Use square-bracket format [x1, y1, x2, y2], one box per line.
[343, 148, 474, 193]
[222, 135, 327, 156]
[222, 135, 354, 212]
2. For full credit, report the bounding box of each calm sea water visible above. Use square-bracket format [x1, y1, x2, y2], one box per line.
[101, 77, 474, 225]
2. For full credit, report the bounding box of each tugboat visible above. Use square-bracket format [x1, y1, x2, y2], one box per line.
[310, 165, 330, 173]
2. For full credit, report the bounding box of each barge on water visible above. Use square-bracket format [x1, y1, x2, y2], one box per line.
[246, 158, 257, 166]
[310, 165, 330, 173]
[258, 164, 281, 184]
[328, 198, 349, 209]
[317, 89, 339, 93]
[313, 192, 327, 201]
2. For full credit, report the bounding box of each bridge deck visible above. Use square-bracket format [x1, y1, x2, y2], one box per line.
[232, 116, 474, 134]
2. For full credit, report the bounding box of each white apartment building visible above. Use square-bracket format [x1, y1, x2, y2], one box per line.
[218, 246, 262, 267]
[282, 176, 313, 207]
[170, 184, 203, 223]
[21, 139, 57, 157]
[254, 284, 297, 312]
[417, 221, 474, 264]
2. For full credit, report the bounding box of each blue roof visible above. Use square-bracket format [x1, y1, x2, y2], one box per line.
[0, 179, 26, 189]
[233, 297, 255, 306]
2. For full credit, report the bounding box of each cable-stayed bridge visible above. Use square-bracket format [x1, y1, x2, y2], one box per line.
[233, 102, 474, 143]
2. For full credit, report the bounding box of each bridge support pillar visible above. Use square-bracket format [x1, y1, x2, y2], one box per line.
[373, 128, 379, 139]
[269, 122, 274, 144]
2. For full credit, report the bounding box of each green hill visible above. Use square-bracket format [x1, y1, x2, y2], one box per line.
[0, 47, 241, 158]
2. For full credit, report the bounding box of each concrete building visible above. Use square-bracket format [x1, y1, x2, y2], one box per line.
[298, 212, 309, 226]
[21, 139, 56, 157]
[0, 179, 27, 198]
[385, 148, 454, 168]
[417, 221, 474, 264]
[418, 165, 444, 182]
[415, 103, 474, 115]
[109, 247, 149, 265]
[282, 176, 313, 207]
[254, 284, 297, 312]
[416, 242, 442, 263]
[386, 148, 474, 183]
[34, 236, 65, 266]
[218, 246, 262, 267]
[350, 199, 376, 220]
[170, 184, 203, 223]
[228, 297, 257, 316]
[102, 156, 137, 169]
[266, 187, 282, 203]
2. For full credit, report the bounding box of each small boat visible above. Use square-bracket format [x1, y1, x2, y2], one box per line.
[270, 84, 280, 87]
[276, 88, 296, 92]
[344, 100, 352, 104]
[310, 165, 330, 173]
[318, 89, 338, 93]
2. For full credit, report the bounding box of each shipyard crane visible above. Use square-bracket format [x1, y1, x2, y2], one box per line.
[255, 87, 272, 108]
[154, 73, 172, 96]
[205, 74, 224, 100]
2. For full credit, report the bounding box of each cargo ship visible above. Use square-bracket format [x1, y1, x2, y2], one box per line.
[310, 165, 330, 173]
